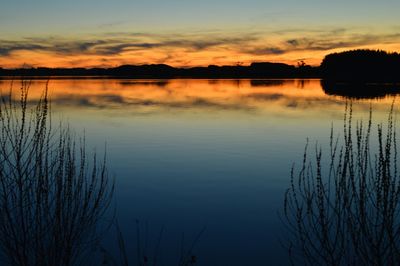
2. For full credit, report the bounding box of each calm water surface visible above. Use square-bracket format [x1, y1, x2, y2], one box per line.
[0, 79, 396, 265]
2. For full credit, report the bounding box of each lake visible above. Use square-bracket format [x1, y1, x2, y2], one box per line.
[0, 78, 396, 265]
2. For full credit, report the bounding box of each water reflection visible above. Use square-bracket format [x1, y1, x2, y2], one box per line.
[0, 78, 398, 265]
[321, 80, 400, 99]
[1, 79, 396, 117]
[249, 79, 285, 87]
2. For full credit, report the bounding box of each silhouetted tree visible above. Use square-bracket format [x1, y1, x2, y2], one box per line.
[321, 49, 400, 81]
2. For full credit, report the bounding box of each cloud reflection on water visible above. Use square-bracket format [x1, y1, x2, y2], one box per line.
[0, 79, 397, 118]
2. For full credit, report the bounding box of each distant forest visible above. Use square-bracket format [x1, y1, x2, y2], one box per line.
[1, 49, 399, 81]
[0, 62, 317, 79]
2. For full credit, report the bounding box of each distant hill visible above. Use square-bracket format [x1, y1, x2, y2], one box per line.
[321, 49, 400, 82]
[0, 62, 318, 79]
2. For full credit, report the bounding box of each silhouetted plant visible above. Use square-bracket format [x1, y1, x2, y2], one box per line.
[101, 221, 204, 266]
[283, 103, 400, 265]
[0, 80, 114, 265]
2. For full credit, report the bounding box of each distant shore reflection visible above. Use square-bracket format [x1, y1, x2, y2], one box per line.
[0, 79, 397, 118]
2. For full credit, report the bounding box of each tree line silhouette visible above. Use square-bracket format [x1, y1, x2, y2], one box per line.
[0, 62, 317, 79]
[1, 49, 399, 81]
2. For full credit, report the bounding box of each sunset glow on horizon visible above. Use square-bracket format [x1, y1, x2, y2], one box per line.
[1, 0, 400, 68]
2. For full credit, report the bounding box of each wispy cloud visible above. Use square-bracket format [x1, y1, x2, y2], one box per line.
[243, 46, 285, 55]
[0, 32, 259, 56]
[284, 33, 400, 51]
[0, 42, 47, 56]
[1, 27, 399, 66]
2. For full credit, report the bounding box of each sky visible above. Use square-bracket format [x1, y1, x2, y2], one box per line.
[1, 0, 400, 68]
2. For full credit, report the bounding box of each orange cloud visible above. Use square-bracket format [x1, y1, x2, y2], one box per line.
[1, 28, 400, 68]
